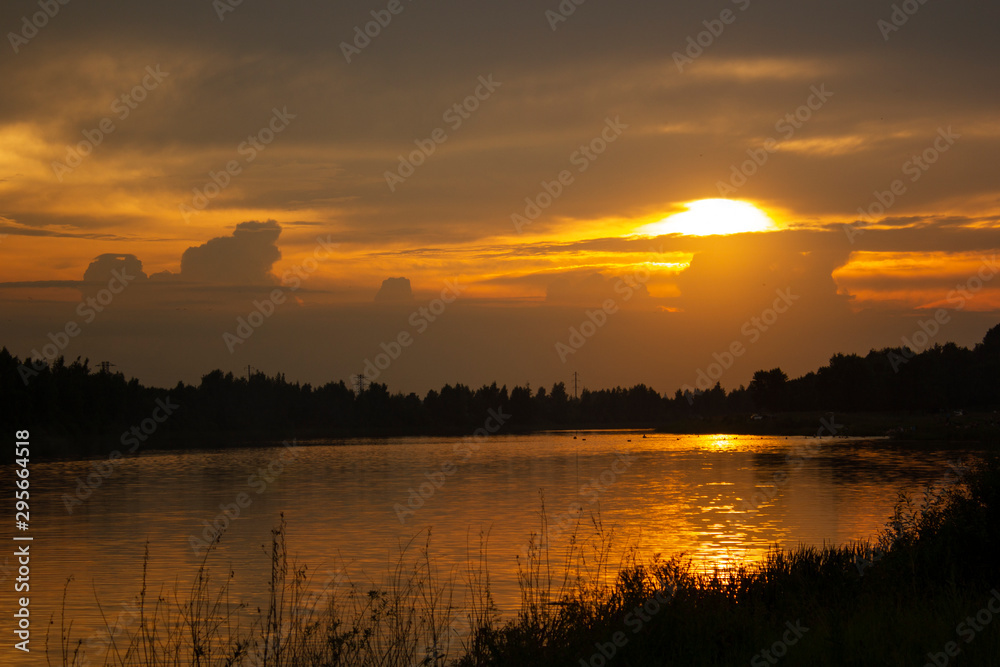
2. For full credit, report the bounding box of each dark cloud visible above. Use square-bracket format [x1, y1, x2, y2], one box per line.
[0, 210, 175, 237]
[179, 220, 282, 284]
[374, 277, 414, 302]
[82, 253, 148, 284]
[0, 224, 133, 241]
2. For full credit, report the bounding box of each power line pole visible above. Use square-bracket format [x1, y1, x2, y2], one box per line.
[355, 373, 367, 395]
[246, 365, 254, 379]
[99, 361, 116, 374]
[573, 371, 578, 400]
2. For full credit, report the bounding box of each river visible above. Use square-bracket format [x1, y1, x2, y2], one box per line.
[16, 431, 980, 663]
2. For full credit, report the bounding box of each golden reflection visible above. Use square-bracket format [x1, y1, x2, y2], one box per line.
[695, 433, 743, 452]
[634, 434, 794, 573]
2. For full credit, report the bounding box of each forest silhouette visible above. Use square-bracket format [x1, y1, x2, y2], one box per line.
[1, 323, 997, 456]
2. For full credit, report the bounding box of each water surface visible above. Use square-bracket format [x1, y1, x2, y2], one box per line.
[17, 431, 980, 659]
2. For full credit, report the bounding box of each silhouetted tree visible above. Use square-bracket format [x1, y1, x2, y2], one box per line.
[749, 368, 788, 412]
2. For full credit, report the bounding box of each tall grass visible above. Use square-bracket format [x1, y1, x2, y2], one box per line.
[48, 515, 462, 667]
[49, 457, 1000, 666]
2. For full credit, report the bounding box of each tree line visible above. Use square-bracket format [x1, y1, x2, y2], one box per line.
[0, 323, 997, 454]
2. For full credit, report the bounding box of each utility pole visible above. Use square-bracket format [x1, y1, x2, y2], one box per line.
[99, 361, 116, 374]
[573, 371, 579, 400]
[355, 373, 367, 394]
[246, 365, 254, 379]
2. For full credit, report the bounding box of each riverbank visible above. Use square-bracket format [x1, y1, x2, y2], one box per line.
[20, 408, 1000, 462]
[457, 454, 1000, 665]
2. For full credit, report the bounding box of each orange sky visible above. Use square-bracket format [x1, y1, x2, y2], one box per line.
[1, 0, 998, 392]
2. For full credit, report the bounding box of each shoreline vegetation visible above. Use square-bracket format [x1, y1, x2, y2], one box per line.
[49, 455, 1000, 666]
[2, 323, 999, 460]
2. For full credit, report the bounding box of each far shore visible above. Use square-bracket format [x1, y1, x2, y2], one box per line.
[23, 410, 999, 462]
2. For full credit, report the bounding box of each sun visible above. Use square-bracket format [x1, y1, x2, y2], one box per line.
[636, 199, 776, 237]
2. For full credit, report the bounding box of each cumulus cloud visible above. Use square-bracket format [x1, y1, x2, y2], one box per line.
[670, 234, 851, 314]
[375, 277, 414, 302]
[179, 220, 282, 285]
[81, 254, 148, 300]
[83, 253, 149, 284]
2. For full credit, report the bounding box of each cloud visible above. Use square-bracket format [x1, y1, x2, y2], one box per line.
[0, 221, 134, 241]
[671, 233, 853, 316]
[374, 277, 414, 302]
[83, 253, 149, 284]
[179, 220, 282, 284]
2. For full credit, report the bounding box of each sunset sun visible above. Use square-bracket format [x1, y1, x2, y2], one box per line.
[637, 199, 776, 237]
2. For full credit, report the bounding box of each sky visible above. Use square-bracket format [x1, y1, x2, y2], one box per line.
[0, 0, 998, 395]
